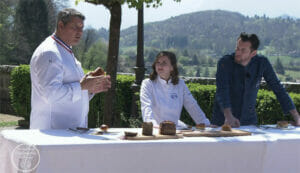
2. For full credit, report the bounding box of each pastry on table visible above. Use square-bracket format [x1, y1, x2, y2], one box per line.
[142, 122, 153, 136]
[276, 121, 289, 128]
[159, 121, 176, 135]
[221, 124, 232, 131]
[100, 124, 109, 132]
[196, 123, 206, 130]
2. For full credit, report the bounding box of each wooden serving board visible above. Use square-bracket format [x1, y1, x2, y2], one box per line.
[125, 134, 183, 140]
[182, 129, 251, 137]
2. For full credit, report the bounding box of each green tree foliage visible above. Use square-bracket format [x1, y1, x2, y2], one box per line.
[274, 58, 285, 75]
[192, 54, 199, 65]
[166, 35, 188, 48]
[195, 67, 201, 77]
[145, 49, 157, 64]
[14, 0, 50, 64]
[45, 0, 69, 32]
[0, 0, 68, 64]
[182, 49, 189, 56]
[74, 28, 101, 63]
[207, 58, 214, 67]
[289, 60, 295, 67]
[178, 55, 190, 65]
[0, 0, 16, 64]
[83, 39, 107, 70]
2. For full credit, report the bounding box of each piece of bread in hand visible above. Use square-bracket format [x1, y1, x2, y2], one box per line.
[91, 67, 105, 76]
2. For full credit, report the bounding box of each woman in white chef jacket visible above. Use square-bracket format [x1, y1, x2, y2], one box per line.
[140, 51, 210, 128]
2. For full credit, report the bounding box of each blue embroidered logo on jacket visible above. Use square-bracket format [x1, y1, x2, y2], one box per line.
[170, 93, 178, 99]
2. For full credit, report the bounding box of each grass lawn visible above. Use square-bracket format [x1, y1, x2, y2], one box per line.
[0, 113, 23, 127]
[0, 121, 18, 127]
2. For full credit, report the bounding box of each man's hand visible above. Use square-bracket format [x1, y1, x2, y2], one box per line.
[290, 109, 300, 126]
[223, 108, 240, 127]
[224, 115, 240, 127]
[80, 75, 111, 94]
[294, 116, 300, 126]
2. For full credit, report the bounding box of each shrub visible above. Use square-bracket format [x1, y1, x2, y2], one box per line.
[9, 65, 31, 121]
[256, 90, 300, 124]
[88, 75, 136, 128]
[180, 84, 216, 125]
[9, 65, 300, 127]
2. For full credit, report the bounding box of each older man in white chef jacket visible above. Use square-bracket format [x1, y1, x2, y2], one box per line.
[30, 8, 111, 129]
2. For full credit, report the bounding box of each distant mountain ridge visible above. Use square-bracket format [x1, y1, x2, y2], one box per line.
[118, 10, 300, 57]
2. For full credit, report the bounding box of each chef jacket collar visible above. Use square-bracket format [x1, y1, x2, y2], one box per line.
[51, 34, 73, 54]
[157, 75, 172, 85]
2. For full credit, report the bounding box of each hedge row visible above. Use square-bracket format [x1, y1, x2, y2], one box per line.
[9, 65, 300, 127]
[9, 65, 137, 127]
[182, 83, 300, 125]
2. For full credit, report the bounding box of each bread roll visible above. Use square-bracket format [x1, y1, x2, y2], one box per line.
[100, 124, 108, 132]
[221, 124, 232, 131]
[277, 121, 288, 128]
[196, 123, 206, 130]
[91, 67, 105, 76]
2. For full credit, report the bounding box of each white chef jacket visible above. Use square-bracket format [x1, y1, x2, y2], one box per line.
[30, 35, 90, 129]
[140, 76, 210, 128]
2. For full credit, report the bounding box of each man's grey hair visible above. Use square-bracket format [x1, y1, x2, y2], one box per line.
[56, 8, 85, 29]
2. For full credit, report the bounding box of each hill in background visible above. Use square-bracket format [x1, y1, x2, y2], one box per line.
[120, 10, 300, 57]
[75, 10, 300, 82]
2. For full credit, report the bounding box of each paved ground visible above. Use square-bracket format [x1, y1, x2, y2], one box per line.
[0, 113, 24, 131]
[0, 113, 23, 122]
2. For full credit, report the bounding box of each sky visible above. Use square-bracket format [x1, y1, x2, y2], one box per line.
[70, 0, 300, 30]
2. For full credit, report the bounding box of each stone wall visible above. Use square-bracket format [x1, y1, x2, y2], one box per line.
[0, 65, 17, 114]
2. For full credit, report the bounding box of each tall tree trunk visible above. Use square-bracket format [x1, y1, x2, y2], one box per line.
[103, 3, 121, 126]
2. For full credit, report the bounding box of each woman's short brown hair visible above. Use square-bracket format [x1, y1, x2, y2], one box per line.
[149, 51, 179, 85]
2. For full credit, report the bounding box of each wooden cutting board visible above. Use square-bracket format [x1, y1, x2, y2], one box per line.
[182, 129, 251, 137]
[125, 134, 183, 140]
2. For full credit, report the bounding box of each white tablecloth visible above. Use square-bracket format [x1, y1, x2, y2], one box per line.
[1, 126, 300, 173]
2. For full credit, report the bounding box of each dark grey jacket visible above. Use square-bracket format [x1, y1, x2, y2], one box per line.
[212, 53, 295, 126]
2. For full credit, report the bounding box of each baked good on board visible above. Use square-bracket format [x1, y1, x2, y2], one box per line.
[159, 121, 176, 135]
[142, 122, 153, 136]
[221, 124, 232, 131]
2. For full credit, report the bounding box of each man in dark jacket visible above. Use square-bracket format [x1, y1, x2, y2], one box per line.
[212, 32, 300, 127]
